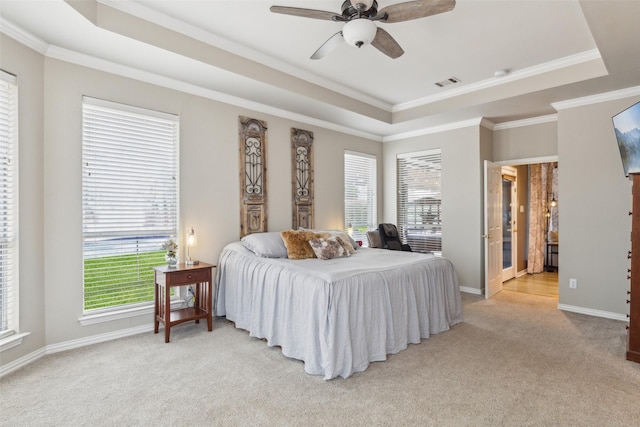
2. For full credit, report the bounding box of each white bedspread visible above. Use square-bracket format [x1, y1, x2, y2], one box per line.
[215, 242, 463, 379]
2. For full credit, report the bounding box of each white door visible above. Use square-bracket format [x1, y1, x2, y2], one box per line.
[484, 161, 503, 299]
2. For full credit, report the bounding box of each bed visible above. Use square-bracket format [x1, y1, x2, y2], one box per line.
[215, 230, 462, 379]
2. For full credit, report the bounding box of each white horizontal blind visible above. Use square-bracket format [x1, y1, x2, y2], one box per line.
[344, 151, 377, 246]
[397, 149, 442, 255]
[0, 70, 17, 338]
[82, 97, 178, 312]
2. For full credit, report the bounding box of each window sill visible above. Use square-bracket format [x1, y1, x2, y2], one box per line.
[79, 300, 185, 326]
[0, 332, 31, 353]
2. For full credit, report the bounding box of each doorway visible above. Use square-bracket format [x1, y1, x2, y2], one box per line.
[485, 159, 559, 298]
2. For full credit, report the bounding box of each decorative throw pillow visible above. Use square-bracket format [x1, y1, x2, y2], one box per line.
[315, 231, 356, 255]
[280, 230, 318, 259]
[308, 237, 350, 260]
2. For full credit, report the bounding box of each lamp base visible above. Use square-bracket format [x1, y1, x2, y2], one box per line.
[185, 259, 199, 266]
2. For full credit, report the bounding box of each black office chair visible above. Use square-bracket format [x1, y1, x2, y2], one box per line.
[378, 223, 412, 252]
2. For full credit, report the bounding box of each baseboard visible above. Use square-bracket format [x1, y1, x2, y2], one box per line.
[0, 347, 47, 378]
[516, 269, 527, 278]
[558, 303, 629, 322]
[459, 286, 482, 295]
[1, 324, 153, 378]
[47, 324, 154, 354]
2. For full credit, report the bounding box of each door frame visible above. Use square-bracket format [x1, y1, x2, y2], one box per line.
[484, 155, 558, 299]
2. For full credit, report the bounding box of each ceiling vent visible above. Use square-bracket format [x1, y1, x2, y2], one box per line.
[435, 77, 461, 88]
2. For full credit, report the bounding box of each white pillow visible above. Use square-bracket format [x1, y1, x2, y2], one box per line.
[240, 232, 288, 258]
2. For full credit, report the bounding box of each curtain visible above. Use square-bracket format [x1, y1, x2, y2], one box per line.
[527, 163, 554, 273]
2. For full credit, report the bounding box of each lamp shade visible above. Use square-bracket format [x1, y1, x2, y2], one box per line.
[185, 227, 199, 265]
[187, 227, 197, 247]
[342, 19, 377, 48]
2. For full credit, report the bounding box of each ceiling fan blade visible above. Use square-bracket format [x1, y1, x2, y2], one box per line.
[270, 6, 341, 21]
[371, 27, 404, 59]
[378, 0, 456, 23]
[311, 32, 345, 60]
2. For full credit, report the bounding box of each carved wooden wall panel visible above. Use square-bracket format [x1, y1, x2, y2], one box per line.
[239, 117, 268, 237]
[291, 128, 314, 230]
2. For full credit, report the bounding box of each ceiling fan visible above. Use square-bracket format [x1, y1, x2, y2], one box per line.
[270, 0, 456, 60]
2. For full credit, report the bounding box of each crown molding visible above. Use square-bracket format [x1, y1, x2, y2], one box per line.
[493, 114, 558, 131]
[46, 45, 383, 142]
[394, 49, 602, 113]
[0, 17, 49, 54]
[383, 117, 487, 142]
[552, 85, 640, 111]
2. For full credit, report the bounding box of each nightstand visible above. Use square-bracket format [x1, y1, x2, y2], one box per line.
[153, 262, 214, 343]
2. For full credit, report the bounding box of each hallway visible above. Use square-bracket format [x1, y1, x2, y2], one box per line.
[503, 271, 558, 298]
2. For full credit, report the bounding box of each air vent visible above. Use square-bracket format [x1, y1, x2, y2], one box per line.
[434, 77, 461, 88]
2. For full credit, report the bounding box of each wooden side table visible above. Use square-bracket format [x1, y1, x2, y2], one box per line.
[153, 262, 214, 343]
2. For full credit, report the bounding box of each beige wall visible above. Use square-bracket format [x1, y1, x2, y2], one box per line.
[0, 35, 46, 363]
[493, 121, 557, 162]
[383, 125, 489, 292]
[557, 96, 639, 314]
[1, 40, 382, 365]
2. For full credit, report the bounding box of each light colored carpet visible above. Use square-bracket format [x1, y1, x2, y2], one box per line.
[2, 291, 640, 426]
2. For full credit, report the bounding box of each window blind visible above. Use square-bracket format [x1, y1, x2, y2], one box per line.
[344, 151, 377, 245]
[0, 70, 17, 338]
[397, 149, 442, 255]
[82, 97, 178, 312]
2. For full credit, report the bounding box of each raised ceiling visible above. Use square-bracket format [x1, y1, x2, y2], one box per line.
[1, 0, 639, 140]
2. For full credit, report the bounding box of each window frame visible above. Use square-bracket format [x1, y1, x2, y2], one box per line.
[397, 149, 442, 256]
[81, 97, 179, 320]
[344, 150, 377, 246]
[0, 69, 21, 348]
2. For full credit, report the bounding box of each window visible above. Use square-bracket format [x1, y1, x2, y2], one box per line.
[344, 151, 377, 245]
[397, 149, 442, 255]
[82, 97, 178, 313]
[0, 70, 18, 340]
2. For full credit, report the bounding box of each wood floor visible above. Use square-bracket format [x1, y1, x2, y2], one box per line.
[502, 271, 559, 298]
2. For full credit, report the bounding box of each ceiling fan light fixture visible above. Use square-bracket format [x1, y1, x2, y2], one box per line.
[342, 19, 377, 48]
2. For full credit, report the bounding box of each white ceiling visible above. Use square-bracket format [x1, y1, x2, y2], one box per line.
[1, 0, 639, 140]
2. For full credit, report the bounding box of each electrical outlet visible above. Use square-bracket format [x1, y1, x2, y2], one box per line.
[569, 278, 577, 289]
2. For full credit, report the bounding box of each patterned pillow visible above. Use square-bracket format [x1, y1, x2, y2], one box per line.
[308, 237, 351, 260]
[314, 231, 356, 255]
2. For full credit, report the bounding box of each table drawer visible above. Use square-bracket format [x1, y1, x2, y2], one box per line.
[167, 268, 210, 286]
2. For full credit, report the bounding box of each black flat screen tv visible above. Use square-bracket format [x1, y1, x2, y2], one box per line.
[613, 100, 640, 177]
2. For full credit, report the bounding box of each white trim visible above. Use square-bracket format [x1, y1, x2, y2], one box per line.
[552, 85, 640, 111]
[0, 324, 153, 378]
[0, 332, 30, 353]
[79, 300, 184, 326]
[0, 346, 46, 378]
[493, 114, 558, 131]
[394, 49, 602, 112]
[494, 155, 558, 167]
[45, 45, 383, 142]
[0, 17, 49, 55]
[459, 286, 482, 295]
[558, 303, 629, 322]
[47, 324, 153, 354]
[383, 117, 485, 142]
